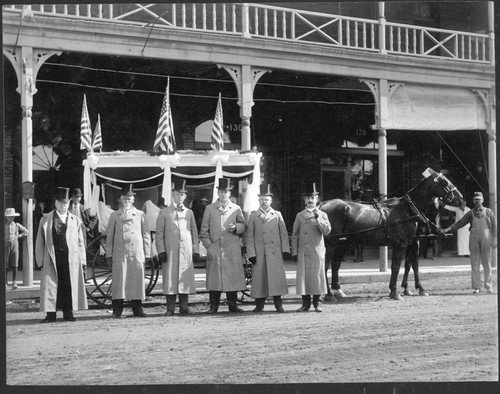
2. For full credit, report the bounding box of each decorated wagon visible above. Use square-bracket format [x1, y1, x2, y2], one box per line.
[82, 149, 262, 306]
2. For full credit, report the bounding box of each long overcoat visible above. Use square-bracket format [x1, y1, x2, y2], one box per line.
[246, 208, 289, 298]
[291, 208, 331, 295]
[199, 200, 246, 291]
[35, 211, 88, 312]
[106, 207, 151, 300]
[156, 204, 199, 294]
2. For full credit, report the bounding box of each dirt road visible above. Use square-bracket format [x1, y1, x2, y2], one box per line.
[5, 274, 498, 390]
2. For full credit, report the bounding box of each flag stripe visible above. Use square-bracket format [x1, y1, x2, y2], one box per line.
[92, 114, 103, 151]
[153, 78, 177, 153]
[211, 93, 224, 151]
[80, 94, 92, 151]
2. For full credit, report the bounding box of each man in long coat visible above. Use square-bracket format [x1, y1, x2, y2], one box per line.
[35, 187, 88, 322]
[246, 184, 290, 312]
[199, 178, 246, 313]
[444, 199, 471, 257]
[106, 185, 151, 318]
[156, 180, 200, 316]
[291, 183, 331, 312]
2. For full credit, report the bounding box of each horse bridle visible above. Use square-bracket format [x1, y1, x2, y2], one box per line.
[433, 172, 461, 204]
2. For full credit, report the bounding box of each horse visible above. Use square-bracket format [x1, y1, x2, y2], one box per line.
[320, 168, 463, 301]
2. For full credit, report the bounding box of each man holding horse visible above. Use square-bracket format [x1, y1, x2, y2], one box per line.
[291, 183, 331, 312]
[444, 191, 496, 294]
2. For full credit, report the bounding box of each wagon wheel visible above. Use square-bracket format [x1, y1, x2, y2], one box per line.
[238, 256, 253, 304]
[85, 234, 157, 306]
[145, 256, 160, 296]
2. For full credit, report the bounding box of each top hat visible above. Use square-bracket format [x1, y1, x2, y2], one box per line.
[258, 184, 273, 197]
[172, 180, 187, 193]
[216, 178, 233, 191]
[5, 208, 20, 217]
[303, 183, 319, 196]
[70, 188, 82, 197]
[473, 191, 484, 200]
[54, 187, 70, 202]
[121, 184, 135, 197]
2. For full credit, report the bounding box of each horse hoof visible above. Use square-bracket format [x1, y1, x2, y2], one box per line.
[419, 290, 429, 296]
[333, 289, 346, 299]
[323, 294, 336, 302]
[390, 292, 404, 301]
[403, 289, 414, 296]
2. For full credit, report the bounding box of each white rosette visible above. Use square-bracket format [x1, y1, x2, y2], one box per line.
[210, 152, 229, 202]
[243, 152, 262, 215]
[159, 153, 181, 206]
[83, 153, 99, 210]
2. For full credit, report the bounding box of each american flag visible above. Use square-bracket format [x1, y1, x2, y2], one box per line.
[92, 113, 103, 152]
[80, 94, 92, 151]
[211, 92, 224, 151]
[153, 78, 176, 153]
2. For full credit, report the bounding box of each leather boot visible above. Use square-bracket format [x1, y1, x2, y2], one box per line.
[132, 300, 146, 317]
[273, 296, 284, 313]
[63, 310, 77, 322]
[227, 291, 244, 313]
[111, 299, 123, 318]
[40, 312, 57, 323]
[253, 297, 266, 312]
[206, 291, 221, 314]
[296, 295, 311, 312]
[179, 294, 194, 315]
[313, 295, 323, 312]
[165, 295, 176, 316]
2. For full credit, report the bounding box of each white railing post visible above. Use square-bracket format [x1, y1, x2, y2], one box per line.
[378, 2, 386, 54]
[242, 3, 251, 38]
[488, 1, 495, 65]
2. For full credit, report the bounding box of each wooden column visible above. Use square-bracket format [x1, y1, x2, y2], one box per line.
[3, 42, 60, 287]
[488, 2, 495, 65]
[20, 46, 35, 287]
[378, 2, 387, 55]
[219, 64, 269, 151]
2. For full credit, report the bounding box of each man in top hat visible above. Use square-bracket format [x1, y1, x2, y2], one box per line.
[35, 187, 88, 322]
[444, 191, 497, 294]
[291, 183, 331, 312]
[156, 180, 200, 316]
[245, 184, 291, 313]
[4, 208, 28, 289]
[199, 178, 247, 313]
[106, 184, 151, 317]
[69, 188, 98, 242]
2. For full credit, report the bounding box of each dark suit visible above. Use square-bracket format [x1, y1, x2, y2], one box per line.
[69, 202, 98, 240]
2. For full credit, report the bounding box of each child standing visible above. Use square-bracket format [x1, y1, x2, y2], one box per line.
[5, 208, 28, 289]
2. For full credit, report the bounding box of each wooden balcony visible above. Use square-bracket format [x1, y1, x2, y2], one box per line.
[3, 3, 492, 64]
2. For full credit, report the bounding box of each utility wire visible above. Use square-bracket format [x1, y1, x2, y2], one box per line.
[35, 78, 376, 105]
[42, 62, 371, 92]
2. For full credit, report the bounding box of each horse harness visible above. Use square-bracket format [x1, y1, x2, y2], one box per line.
[326, 194, 431, 242]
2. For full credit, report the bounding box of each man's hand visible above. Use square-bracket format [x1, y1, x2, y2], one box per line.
[442, 227, 452, 233]
[282, 252, 292, 261]
[228, 223, 236, 233]
[158, 252, 167, 264]
[292, 255, 298, 262]
[248, 256, 257, 265]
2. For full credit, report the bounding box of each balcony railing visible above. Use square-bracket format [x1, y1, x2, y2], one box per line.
[4, 3, 492, 64]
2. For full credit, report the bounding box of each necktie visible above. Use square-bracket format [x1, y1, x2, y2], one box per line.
[176, 205, 184, 212]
